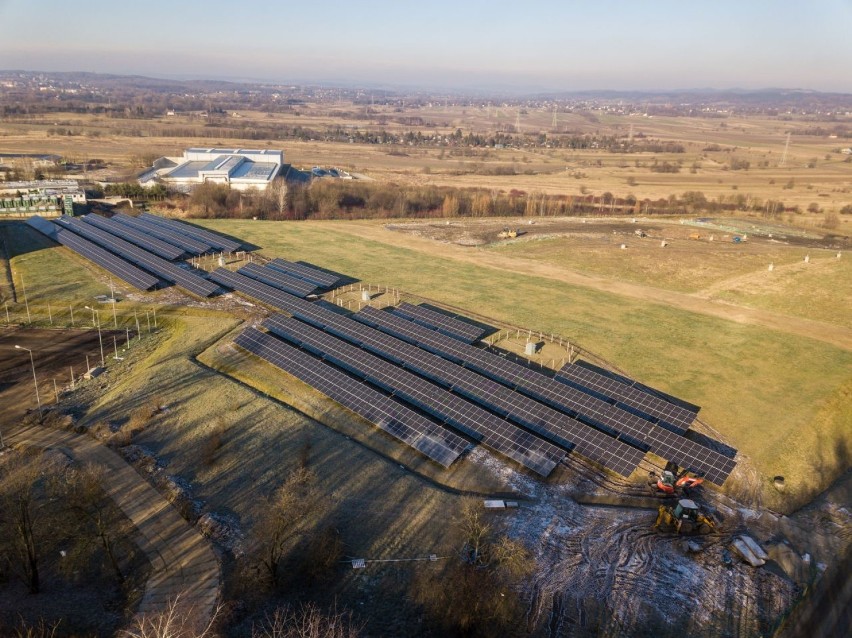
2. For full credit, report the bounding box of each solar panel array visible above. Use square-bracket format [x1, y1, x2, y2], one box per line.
[30, 219, 160, 290]
[80, 214, 185, 260]
[261, 300, 641, 475]
[53, 216, 219, 297]
[392, 302, 486, 343]
[266, 258, 340, 288]
[238, 263, 317, 298]
[262, 315, 565, 477]
[355, 306, 737, 485]
[139, 212, 242, 253]
[234, 326, 469, 467]
[207, 268, 642, 475]
[113, 213, 212, 256]
[208, 267, 735, 482]
[556, 363, 697, 433]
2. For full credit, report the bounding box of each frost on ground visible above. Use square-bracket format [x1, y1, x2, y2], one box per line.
[471, 451, 799, 637]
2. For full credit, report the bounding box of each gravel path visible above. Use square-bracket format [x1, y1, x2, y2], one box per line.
[7, 423, 221, 621]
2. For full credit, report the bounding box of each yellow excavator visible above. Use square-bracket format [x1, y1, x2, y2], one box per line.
[655, 498, 716, 535]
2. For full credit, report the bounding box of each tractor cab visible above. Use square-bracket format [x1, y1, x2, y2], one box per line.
[673, 499, 699, 521]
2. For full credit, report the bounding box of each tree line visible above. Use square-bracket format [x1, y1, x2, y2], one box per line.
[173, 179, 799, 222]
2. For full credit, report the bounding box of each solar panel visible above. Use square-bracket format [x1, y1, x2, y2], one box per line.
[238, 263, 317, 298]
[80, 213, 185, 260]
[113, 213, 212, 256]
[139, 212, 242, 253]
[555, 363, 697, 433]
[266, 258, 340, 288]
[234, 326, 469, 467]
[262, 315, 565, 477]
[53, 216, 218, 297]
[355, 306, 737, 485]
[392, 302, 485, 343]
[25, 217, 160, 291]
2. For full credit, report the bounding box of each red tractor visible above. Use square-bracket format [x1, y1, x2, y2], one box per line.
[649, 462, 705, 497]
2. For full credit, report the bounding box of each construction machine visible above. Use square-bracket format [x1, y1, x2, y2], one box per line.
[655, 498, 716, 535]
[648, 462, 705, 496]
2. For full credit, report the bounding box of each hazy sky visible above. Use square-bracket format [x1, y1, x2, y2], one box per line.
[1, 0, 850, 92]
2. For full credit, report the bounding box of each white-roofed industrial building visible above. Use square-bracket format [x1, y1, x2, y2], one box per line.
[140, 148, 284, 192]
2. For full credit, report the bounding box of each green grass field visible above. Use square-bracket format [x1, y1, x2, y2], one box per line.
[487, 235, 852, 328]
[200, 219, 852, 511]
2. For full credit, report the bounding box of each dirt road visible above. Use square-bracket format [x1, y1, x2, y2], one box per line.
[7, 423, 220, 622]
[335, 222, 852, 351]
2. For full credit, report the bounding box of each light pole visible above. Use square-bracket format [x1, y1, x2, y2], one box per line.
[14, 345, 42, 418]
[84, 306, 105, 366]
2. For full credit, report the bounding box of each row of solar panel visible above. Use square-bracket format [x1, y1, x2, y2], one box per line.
[266, 258, 340, 289]
[555, 363, 698, 432]
[392, 301, 485, 344]
[139, 212, 243, 253]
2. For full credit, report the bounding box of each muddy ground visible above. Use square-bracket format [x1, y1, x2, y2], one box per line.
[0, 327, 128, 431]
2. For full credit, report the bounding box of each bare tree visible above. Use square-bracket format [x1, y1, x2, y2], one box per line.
[251, 467, 322, 588]
[118, 593, 222, 638]
[252, 602, 361, 638]
[61, 463, 127, 584]
[411, 497, 534, 637]
[267, 177, 289, 218]
[0, 452, 58, 594]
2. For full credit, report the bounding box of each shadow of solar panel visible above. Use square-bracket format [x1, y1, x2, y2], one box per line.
[81, 214, 185, 260]
[238, 263, 316, 297]
[113, 213, 212, 256]
[54, 217, 218, 297]
[354, 306, 737, 485]
[266, 258, 340, 288]
[392, 302, 485, 343]
[556, 363, 697, 433]
[262, 315, 565, 477]
[233, 326, 467, 468]
[27, 219, 160, 291]
[139, 212, 242, 253]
